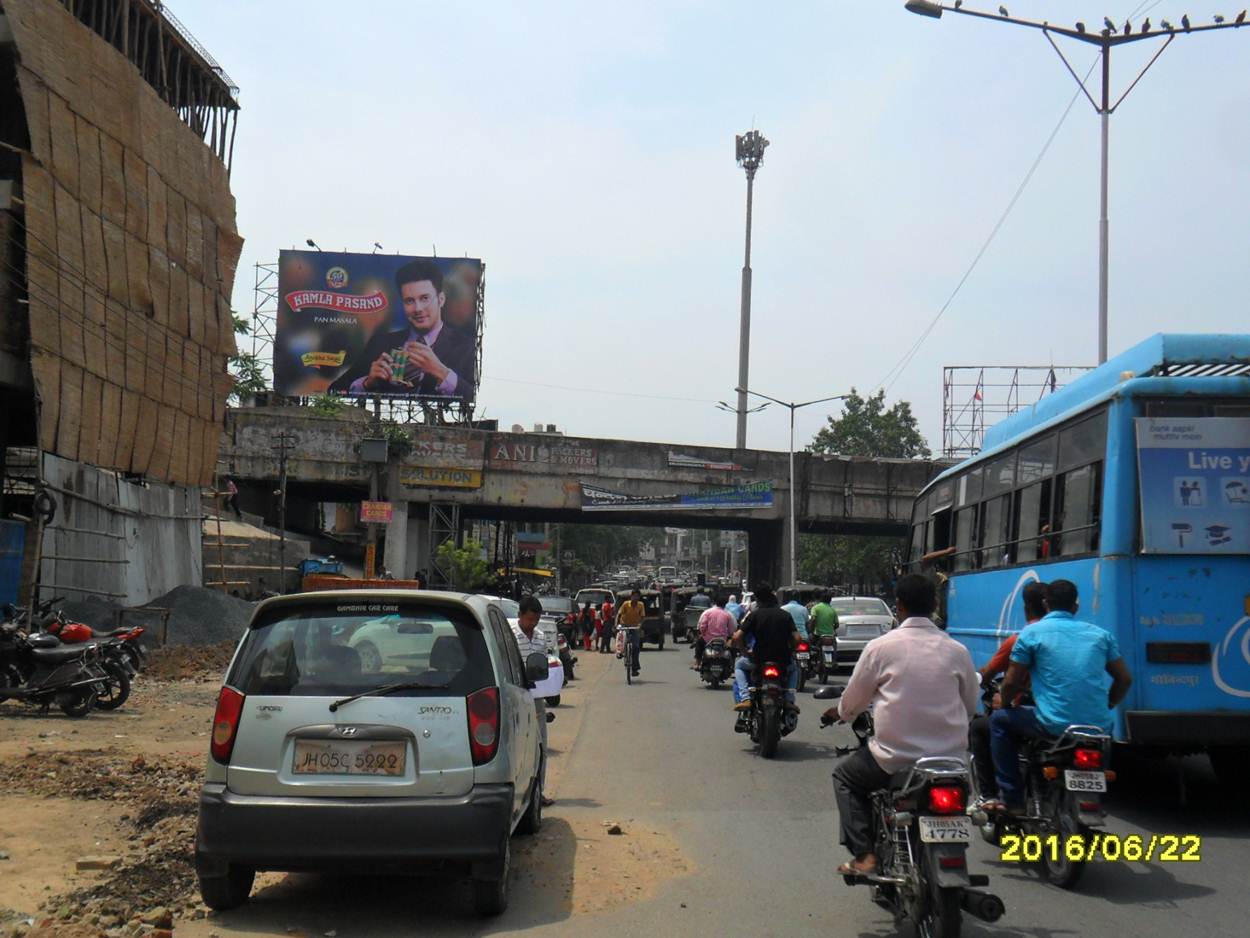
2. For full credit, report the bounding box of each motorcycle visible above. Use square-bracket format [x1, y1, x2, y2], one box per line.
[0, 624, 106, 717]
[816, 634, 838, 684]
[44, 608, 147, 675]
[554, 631, 576, 682]
[699, 638, 734, 689]
[736, 658, 798, 758]
[814, 684, 1006, 936]
[795, 641, 816, 691]
[975, 704, 1114, 889]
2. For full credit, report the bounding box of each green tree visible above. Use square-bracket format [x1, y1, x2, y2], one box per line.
[802, 389, 930, 593]
[307, 394, 344, 417]
[227, 351, 269, 403]
[232, 312, 252, 335]
[554, 524, 653, 575]
[810, 388, 930, 459]
[436, 539, 490, 591]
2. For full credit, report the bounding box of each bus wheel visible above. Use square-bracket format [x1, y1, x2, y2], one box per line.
[1209, 747, 1250, 788]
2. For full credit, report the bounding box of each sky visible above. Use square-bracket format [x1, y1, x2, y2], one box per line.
[180, 0, 1250, 456]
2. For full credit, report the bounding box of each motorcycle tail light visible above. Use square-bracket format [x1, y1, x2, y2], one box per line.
[1042, 766, 1059, 780]
[210, 686, 245, 763]
[1079, 801, 1102, 812]
[1073, 748, 1102, 770]
[1104, 770, 1116, 782]
[938, 855, 966, 869]
[762, 665, 780, 679]
[927, 785, 965, 815]
[797, 642, 809, 653]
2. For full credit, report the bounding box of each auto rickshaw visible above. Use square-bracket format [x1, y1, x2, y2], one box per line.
[615, 588, 667, 649]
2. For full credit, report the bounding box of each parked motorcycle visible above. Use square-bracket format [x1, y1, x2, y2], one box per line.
[816, 634, 838, 684]
[0, 625, 105, 717]
[554, 631, 576, 682]
[699, 638, 734, 689]
[735, 659, 797, 758]
[815, 685, 1006, 937]
[44, 610, 147, 674]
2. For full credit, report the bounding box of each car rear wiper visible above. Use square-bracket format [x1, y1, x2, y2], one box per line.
[329, 679, 448, 712]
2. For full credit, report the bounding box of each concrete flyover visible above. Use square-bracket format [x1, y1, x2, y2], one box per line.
[219, 407, 951, 584]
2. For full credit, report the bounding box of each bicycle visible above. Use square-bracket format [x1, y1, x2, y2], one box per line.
[619, 626, 640, 685]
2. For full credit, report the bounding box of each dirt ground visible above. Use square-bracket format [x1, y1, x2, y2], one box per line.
[0, 644, 690, 937]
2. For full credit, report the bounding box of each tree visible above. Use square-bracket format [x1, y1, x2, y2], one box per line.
[810, 388, 930, 459]
[227, 351, 268, 403]
[554, 524, 653, 575]
[802, 389, 930, 594]
[436, 539, 490, 591]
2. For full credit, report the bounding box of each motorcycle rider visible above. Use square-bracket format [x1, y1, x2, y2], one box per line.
[987, 579, 1133, 815]
[967, 580, 1047, 806]
[730, 583, 801, 719]
[823, 574, 978, 875]
[781, 594, 811, 641]
[691, 594, 735, 669]
[809, 591, 839, 645]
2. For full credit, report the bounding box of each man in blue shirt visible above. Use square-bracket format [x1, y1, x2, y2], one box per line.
[781, 596, 810, 640]
[988, 579, 1133, 812]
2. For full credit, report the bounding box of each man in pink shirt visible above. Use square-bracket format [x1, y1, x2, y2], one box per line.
[822, 574, 978, 876]
[691, 595, 736, 669]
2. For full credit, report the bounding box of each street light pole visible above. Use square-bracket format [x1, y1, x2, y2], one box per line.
[736, 387, 849, 585]
[904, 2, 1248, 364]
[734, 130, 768, 448]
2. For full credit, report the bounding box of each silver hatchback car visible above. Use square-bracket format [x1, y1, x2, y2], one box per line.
[195, 591, 547, 917]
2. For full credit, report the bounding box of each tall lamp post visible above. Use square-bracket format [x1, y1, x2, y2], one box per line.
[734, 129, 769, 448]
[722, 389, 849, 585]
[904, 1, 1247, 364]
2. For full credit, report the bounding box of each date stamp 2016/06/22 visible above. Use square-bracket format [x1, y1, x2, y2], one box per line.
[1000, 834, 1201, 863]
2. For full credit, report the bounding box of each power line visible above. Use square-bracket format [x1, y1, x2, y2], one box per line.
[874, 53, 1101, 396]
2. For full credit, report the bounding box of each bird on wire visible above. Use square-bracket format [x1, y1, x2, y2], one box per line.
[1161, 18, 1174, 30]
[1123, 18, 1132, 33]
[1104, 16, 1116, 31]
[1237, 11, 1247, 25]
[1214, 14, 1225, 23]
[1075, 20, 1086, 32]
[1181, 14, 1191, 30]
[999, 5, 1009, 17]
[1141, 17, 1150, 32]
[954, 0, 963, 8]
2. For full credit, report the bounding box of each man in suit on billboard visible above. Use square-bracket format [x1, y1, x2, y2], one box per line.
[329, 259, 475, 399]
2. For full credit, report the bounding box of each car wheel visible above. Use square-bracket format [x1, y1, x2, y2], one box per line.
[356, 641, 382, 673]
[199, 864, 255, 911]
[516, 770, 543, 836]
[472, 839, 510, 917]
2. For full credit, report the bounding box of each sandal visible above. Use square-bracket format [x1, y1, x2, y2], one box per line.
[836, 857, 878, 876]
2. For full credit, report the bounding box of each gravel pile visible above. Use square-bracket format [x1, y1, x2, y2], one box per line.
[144, 641, 237, 682]
[141, 586, 254, 647]
[58, 596, 123, 632]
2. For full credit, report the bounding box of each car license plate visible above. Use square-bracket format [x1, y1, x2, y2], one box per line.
[797, 652, 810, 661]
[1064, 770, 1107, 792]
[292, 740, 407, 776]
[918, 816, 972, 843]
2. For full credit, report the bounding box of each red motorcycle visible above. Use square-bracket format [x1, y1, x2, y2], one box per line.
[41, 603, 147, 676]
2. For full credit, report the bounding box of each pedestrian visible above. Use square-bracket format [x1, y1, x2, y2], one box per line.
[512, 595, 555, 807]
[579, 603, 596, 651]
[599, 597, 615, 652]
[413, 570, 428, 590]
[224, 477, 242, 518]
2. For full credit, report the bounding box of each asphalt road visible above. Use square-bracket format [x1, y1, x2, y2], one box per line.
[189, 641, 1250, 937]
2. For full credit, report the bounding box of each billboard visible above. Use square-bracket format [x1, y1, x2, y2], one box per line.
[580, 481, 774, 512]
[1135, 417, 1250, 554]
[274, 250, 483, 401]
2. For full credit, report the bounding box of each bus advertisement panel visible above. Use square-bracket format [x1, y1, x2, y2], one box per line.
[1135, 417, 1250, 554]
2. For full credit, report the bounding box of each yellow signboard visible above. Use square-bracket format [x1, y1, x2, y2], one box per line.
[300, 350, 347, 367]
[400, 466, 483, 489]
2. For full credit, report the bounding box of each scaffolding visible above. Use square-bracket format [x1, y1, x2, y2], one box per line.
[941, 365, 1092, 460]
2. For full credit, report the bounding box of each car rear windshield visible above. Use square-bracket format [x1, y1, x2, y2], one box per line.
[227, 601, 493, 697]
[574, 590, 613, 607]
[538, 597, 573, 615]
[832, 599, 891, 616]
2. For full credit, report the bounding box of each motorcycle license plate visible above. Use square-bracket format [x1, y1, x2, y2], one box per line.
[796, 652, 810, 661]
[918, 816, 972, 843]
[823, 652, 834, 663]
[292, 740, 406, 776]
[1064, 770, 1107, 793]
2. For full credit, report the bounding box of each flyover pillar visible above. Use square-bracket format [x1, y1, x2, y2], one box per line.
[383, 507, 408, 581]
[747, 521, 784, 589]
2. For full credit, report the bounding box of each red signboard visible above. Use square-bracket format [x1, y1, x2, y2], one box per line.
[360, 501, 394, 524]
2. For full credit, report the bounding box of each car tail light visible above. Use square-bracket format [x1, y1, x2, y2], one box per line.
[797, 642, 809, 653]
[210, 686, 245, 763]
[762, 665, 780, 679]
[927, 785, 965, 815]
[467, 687, 500, 766]
[1074, 748, 1102, 769]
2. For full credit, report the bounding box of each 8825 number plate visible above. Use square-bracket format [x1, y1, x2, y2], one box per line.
[292, 740, 407, 776]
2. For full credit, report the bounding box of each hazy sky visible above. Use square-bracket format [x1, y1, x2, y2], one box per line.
[182, 0, 1250, 455]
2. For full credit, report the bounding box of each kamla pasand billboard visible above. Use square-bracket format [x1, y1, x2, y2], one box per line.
[274, 251, 484, 401]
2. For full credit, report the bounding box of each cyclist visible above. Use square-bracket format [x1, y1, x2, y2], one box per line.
[616, 588, 646, 678]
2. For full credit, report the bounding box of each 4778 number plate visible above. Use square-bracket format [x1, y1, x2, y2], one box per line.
[918, 816, 972, 843]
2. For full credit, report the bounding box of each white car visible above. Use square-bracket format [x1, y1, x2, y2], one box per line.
[196, 591, 547, 917]
[831, 596, 897, 663]
[481, 596, 564, 706]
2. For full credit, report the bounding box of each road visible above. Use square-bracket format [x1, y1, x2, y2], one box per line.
[182, 641, 1250, 937]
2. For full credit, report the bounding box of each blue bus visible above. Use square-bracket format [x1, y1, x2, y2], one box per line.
[907, 334, 1250, 782]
